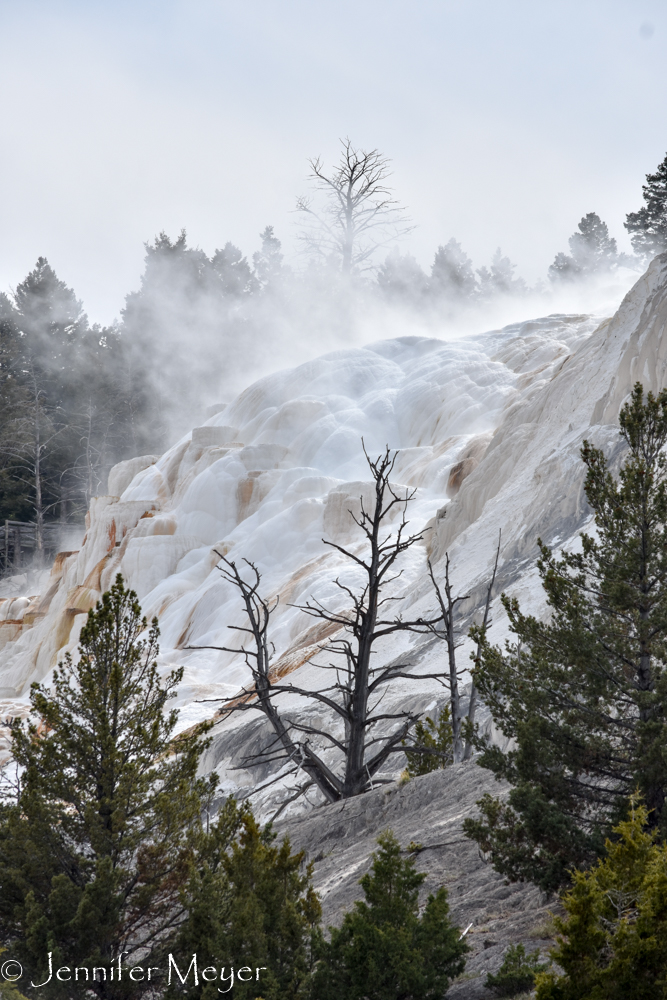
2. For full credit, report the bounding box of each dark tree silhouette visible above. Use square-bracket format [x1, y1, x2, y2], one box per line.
[549, 212, 619, 281]
[194, 447, 444, 803]
[295, 139, 414, 273]
[625, 152, 667, 260]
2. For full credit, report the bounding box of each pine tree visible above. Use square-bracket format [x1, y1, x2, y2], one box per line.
[485, 944, 548, 997]
[0, 576, 216, 997]
[0, 260, 139, 533]
[210, 243, 258, 297]
[170, 806, 320, 1000]
[0, 949, 29, 1000]
[120, 230, 258, 448]
[4, 258, 89, 541]
[625, 152, 667, 259]
[535, 799, 667, 1000]
[549, 213, 618, 281]
[313, 831, 468, 1000]
[377, 250, 429, 303]
[430, 240, 477, 301]
[464, 385, 667, 892]
[0, 294, 32, 523]
[403, 705, 454, 777]
[477, 249, 525, 297]
[252, 226, 284, 289]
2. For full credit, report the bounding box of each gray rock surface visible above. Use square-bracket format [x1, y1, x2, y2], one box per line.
[276, 762, 558, 999]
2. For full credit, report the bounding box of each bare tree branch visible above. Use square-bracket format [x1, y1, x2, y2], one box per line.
[295, 138, 415, 273]
[198, 444, 443, 806]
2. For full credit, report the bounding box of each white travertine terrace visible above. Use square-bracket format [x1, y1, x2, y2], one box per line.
[2, 255, 667, 812]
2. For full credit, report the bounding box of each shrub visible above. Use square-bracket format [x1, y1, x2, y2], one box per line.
[485, 943, 548, 997]
[535, 799, 667, 1000]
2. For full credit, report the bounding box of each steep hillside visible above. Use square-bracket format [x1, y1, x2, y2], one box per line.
[2, 256, 667, 820]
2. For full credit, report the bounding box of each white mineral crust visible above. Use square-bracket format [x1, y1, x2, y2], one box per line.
[2, 255, 667, 814]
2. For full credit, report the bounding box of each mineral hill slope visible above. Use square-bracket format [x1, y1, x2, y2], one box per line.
[2, 257, 667, 995]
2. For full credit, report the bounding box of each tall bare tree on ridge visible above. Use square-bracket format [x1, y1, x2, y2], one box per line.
[295, 139, 414, 273]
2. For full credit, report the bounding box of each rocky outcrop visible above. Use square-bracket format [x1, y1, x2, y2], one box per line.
[277, 762, 557, 1000]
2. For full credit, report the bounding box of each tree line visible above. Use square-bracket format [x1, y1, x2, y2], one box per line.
[2, 142, 667, 563]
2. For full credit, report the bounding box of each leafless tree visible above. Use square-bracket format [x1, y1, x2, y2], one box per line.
[0, 363, 65, 564]
[295, 138, 415, 273]
[194, 446, 445, 802]
[426, 531, 501, 763]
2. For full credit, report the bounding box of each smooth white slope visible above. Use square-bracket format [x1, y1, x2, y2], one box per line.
[2, 257, 667, 805]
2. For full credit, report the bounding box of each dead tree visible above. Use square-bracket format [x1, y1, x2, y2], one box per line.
[0, 365, 65, 566]
[194, 446, 444, 801]
[426, 531, 501, 763]
[295, 138, 414, 273]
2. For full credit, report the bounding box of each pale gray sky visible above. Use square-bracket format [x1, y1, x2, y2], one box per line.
[1, 0, 666, 323]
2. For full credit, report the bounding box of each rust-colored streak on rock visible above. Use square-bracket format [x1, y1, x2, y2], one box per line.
[106, 520, 117, 552]
[52, 551, 78, 575]
[446, 432, 493, 498]
[82, 555, 111, 592]
[51, 607, 88, 661]
[447, 457, 477, 497]
[275, 554, 330, 607]
[236, 471, 272, 523]
[0, 620, 24, 650]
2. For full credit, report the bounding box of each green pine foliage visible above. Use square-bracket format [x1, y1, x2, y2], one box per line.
[485, 943, 548, 997]
[535, 800, 667, 1000]
[625, 152, 667, 259]
[464, 384, 667, 891]
[404, 705, 454, 776]
[0, 948, 29, 1000]
[0, 258, 148, 530]
[549, 213, 618, 280]
[0, 575, 216, 998]
[171, 809, 321, 1000]
[312, 830, 468, 1000]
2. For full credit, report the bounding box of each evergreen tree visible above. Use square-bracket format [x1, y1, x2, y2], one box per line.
[5, 258, 89, 537]
[0, 260, 141, 535]
[464, 385, 667, 892]
[377, 250, 429, 303]
[313, 831, 468, 1000]
[0, 949, 29, 1000]
[625, 152, 667, 260]
[549, 213, 618, 281]
[121, 230, 259, 449]
[172, 812, 320, 1000]
[0, 576, 216, 997]
[485, 944, 548, 997]
[210, 243, 258, 297]
[403, 706, 453, 777]
[535, 800, 667, 1000]
[477, 249, 526, 297]
[13, 256, 86, 356]
[0, 294, 32, 523]
[430, 240, 477, 301]
[252, 226, 284, 289]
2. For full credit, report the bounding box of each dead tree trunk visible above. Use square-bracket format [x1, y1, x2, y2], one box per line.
[427, 531, 501, 763]
[464, 533, 500, 760]
[192, 556, 341, 804]
[194, 445, 443, 802]
[427, 554, 466, 762]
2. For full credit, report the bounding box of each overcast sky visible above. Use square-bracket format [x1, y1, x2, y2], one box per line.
[1, 0, 666, 324]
